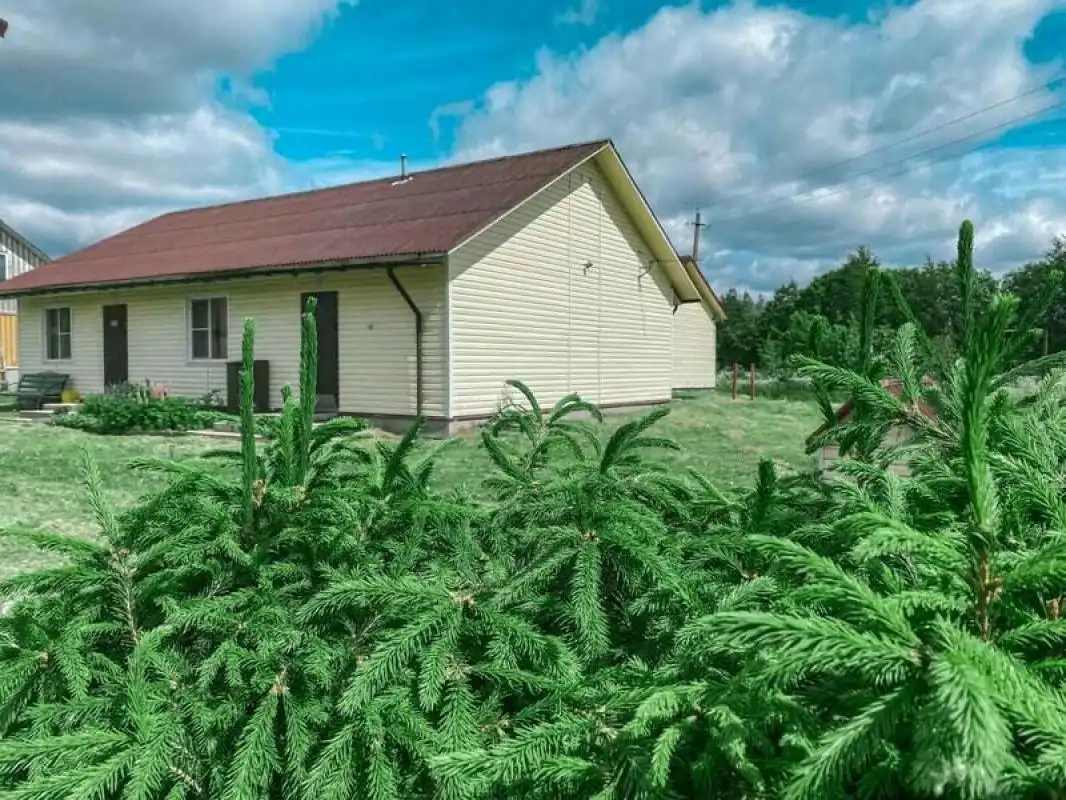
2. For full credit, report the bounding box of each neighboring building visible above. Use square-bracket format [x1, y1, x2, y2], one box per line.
[810, 377, 937, 475]
[0, 219, 51, 376]
[0, 140, 721, 433]
[674, 255, 725, 390]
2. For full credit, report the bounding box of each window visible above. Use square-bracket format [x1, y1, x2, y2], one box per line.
[0, 252, 7, 282]
[45, 307, 72, 360]
[189, 297, 228, 360]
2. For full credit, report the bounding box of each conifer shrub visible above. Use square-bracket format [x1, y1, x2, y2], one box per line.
[4, 227, 1066, 798]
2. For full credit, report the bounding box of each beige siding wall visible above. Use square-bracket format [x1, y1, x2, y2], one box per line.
[1, 225, 49, 364]
[448, 160, 674, 418]
[17, 266, 446, 415]
[672, 302, 717, 389]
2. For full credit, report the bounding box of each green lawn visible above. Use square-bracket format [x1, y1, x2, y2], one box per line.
[0, 391, 822, 579]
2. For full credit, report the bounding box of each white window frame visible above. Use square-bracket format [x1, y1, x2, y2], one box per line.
[0, 252, 7, 282]
[43, 306, 73, 362]
[187, 295, 230, 362]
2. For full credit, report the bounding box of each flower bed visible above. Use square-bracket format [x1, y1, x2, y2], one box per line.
[52, 381, 231, 435]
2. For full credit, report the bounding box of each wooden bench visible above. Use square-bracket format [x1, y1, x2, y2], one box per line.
[0, 372, 70, 411]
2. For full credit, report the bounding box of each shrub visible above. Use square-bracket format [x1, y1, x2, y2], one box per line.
[55, 382, 227, 434]
[5, 228, 1066, 799]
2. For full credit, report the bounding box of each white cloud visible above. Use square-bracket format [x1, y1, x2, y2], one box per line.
[5, 0, 1065, 298]
[429, 100, 476, 140]
[453, 0, 1066, 293]
[0, 108, 290, 248]
[558, 0, 602, 26]
[0, 0, 357, 255]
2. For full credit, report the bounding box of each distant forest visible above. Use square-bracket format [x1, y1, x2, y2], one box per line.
[715, 236, 1066, 376]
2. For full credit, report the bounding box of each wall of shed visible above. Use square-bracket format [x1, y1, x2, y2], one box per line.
[819, 423, 916, 476]
[672, 301, 717, 390]
[16, 266, 446, 416]
[1, 225, 49, 364]
[447, 159, 675, 418]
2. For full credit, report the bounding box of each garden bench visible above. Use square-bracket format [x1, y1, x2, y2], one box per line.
[0, 371, 70, 410]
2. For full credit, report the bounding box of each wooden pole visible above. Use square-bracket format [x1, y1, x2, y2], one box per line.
[732, 363, 739, 400]
[749, 363, 756, 400]
[691, 209, 706, 262]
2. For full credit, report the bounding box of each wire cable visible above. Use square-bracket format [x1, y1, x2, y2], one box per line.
[698, 74, 1065, 216]
[708, 98, 1066, 226]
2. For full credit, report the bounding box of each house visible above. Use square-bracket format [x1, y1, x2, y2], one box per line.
[810, 377, 937, 475]
[0, 139, 724, 434]
[0, 219, 51, 380]
[674, 255, 725, 390]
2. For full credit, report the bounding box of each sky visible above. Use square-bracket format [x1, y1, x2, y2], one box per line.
[1, 0, 1065, 295]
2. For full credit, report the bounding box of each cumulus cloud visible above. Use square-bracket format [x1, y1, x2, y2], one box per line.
[429, 100, 476, 140]
[0, 0, 356, 255]
[453, 0, 1066, 293]
[557, 0, 602, 26]
[4, 0, 1065, 297]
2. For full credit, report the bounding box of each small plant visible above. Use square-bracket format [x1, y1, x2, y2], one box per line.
[54, 388, 225, 434]
[197, 388, 226, 409]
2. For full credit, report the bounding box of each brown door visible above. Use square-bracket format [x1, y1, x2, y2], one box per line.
[300, 291, 340, 406]
[102, 304, 128, 389]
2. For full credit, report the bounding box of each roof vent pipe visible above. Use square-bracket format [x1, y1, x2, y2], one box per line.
[391, 154, 413, 187]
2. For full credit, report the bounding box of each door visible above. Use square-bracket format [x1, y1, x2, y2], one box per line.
[300, 291, 340, 407]
[102, 304, 128, 389]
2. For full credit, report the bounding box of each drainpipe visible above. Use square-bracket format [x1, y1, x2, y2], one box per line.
[386, 266, 424, 416]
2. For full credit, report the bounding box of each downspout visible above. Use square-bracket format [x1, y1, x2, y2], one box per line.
[387, 266, 424, 416]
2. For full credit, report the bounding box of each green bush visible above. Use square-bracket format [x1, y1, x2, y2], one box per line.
[54, 382, 227, 434]
[5, 228, 1066, 799]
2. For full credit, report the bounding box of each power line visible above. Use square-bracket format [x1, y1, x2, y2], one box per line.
[709, 97, 1066, 226]
[699, 75, 1065, 216]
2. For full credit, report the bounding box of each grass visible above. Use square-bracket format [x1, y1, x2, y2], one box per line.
[431, 390, 822, 491]
[0, 391, 823, 580]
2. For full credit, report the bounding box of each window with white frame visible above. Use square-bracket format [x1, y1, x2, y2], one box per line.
[188, 297, 228, 360]
[0, 252, 7, 282]
[45, 307, 72, 360]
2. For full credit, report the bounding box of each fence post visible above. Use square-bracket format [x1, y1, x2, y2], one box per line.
[732, 363, 739, 400]
[749, 363, 756, 400]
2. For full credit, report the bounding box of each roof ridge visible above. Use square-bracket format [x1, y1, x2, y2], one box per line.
[137, 166, 583, 238]
[39, 204, 513, 265]
[156, 138, 612, 223]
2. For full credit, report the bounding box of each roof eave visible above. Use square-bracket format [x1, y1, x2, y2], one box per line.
[0, 252, 447, 299]
[680, 260, 727, 321]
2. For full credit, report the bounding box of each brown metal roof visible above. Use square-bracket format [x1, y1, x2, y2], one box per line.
[807, 376, 938, 445]
[0, 139, 610, 296]
[832, 376, 938, 423]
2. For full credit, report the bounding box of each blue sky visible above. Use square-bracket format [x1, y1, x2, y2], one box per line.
[3, 0, 1066, 292]
[258, 0, 1066, 165]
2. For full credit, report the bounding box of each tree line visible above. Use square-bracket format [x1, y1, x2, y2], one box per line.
[716, 235, 1066, 376]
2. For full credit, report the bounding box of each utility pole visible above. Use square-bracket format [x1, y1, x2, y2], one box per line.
[689, 209, 708, 263]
